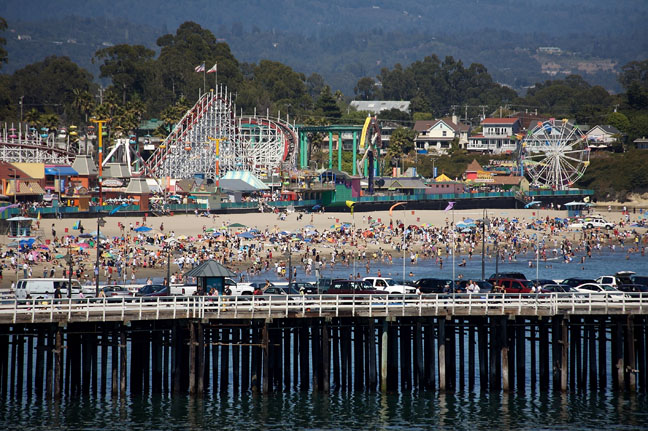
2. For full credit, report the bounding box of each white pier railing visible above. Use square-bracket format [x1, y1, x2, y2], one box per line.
[1, 293, 646, 324]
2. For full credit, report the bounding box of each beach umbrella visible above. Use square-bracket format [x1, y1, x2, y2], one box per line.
[177, 235, 187, 240]
[55, 254, 65, 258]
[89, 231, 107, 239]
[464, 218, 474, 223]
[229, 223, 247, 228]
[237, 232, 255, 239]
[40, 245, 49, 250]
[102, 252, 114, 258]
[205, 227, 215, 232]
[312, 204, 321, 211]
[304, 224, 315, 229]
[134, 226, 152, 232]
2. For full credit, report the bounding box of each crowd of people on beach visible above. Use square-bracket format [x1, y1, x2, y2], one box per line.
[1, 207, 646, 291]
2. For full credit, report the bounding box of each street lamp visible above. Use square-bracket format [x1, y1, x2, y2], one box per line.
[64, 249, 74, 299]
[95, 215, 106, 297]
[536, 234, 543, 283]
[495, 237, 499, 275]
[481, 208, 489, 280]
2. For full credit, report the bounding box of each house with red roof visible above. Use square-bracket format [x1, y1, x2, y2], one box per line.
[413, 115, 470, 154]
[467, 117, 521, 153]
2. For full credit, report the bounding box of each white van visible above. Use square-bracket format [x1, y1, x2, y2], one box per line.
[15, 278, 82, 299]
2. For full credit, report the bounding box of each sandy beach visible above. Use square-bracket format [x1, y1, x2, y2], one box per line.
[1, 205, 645, 290]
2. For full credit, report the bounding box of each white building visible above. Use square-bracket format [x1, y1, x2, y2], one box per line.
[413, 116, 470, 154]
[467, 117, 521, 153]
[586, 125, 621, 149]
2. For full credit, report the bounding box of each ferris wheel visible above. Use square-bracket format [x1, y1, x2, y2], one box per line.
[521, 118, 590, 190]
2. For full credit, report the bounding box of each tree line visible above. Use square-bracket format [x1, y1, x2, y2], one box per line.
[0, 20, 646, 147]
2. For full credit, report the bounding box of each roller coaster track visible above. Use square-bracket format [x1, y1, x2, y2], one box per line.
[136, 87, 297, 179]
[0, 139, 75, 164]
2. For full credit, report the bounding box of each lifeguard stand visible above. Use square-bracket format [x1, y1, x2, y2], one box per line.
[564, 201, 592, 218]
[7, 216, 34, 237]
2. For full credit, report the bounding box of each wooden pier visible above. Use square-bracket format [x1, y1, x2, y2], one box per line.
[0, 294, 646, 398]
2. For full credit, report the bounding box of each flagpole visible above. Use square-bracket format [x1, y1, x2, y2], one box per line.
[203, 62, 206, 96]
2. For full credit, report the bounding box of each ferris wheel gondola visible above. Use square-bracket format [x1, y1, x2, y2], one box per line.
[521, 118, 590, 190]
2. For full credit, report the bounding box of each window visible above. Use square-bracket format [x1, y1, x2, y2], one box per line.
[442, 131, 447, 137]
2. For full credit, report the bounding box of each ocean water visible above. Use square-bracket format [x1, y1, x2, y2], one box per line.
[258, 247, 648, 284]
[1, 391, 647, 430]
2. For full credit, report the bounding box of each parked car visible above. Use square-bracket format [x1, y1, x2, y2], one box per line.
[135, 284, 169, 297]
[491, 278, 535, 294]
[99, 285, 134, 298]
[540, 284, 575, 294]
[315, 278, 334, 293]
[560, 278, 597, 288]
[15, 278, 82, 300]
[532, 279, 558, 288]
[363, 277, 417, 294]
[488, 272, 528, 283]
[630, 275, 648, 286]
[573, 283, 624, 298]
[326, 280, 383, 295]
[455, 280, 493, 294]
[290, 282, 318, 294]
[234, 280, 268, 296]
[616, 284, 648, 293]
[263, 285, 300, 296]
[413, 278, 455, 294]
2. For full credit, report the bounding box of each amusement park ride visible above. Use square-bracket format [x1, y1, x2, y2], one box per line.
[103, 85, 298, 180]
[0, 92, 590, 191]
[520, 118, 590, 190]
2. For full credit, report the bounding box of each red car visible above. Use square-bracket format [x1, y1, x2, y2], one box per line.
[491, 278, 535, 294]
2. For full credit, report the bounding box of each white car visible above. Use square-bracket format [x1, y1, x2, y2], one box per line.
[596, 275, 621, 288]
[363, 277, 416, 294]
[573, 283, 624, 299]
[569, 217, 614, 230]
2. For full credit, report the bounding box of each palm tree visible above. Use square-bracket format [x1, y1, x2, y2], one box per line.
[72, 89, 95, 124]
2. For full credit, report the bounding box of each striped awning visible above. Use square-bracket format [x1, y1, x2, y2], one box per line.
[221, 171, 269, 190]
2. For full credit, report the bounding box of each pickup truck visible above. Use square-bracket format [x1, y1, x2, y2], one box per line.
[363, 277, 417, 294]
[569, 217, 614, 230]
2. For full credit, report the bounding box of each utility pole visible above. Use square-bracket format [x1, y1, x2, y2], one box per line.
[479, 105, 487, 121]
[464, 104, 468, 123]
[19, 96, 24, 123]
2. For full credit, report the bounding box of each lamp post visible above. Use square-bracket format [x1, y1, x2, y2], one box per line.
[95, 215, 105, 297]
[452, 206, 456, 300]
[481, 208, 489, 280]
[166, 243, 173, 289]
[91, 117, 109, 298]
[536, 234, 543, 283]
[64, 249, 73, 299]
[495, 238, 499, 275]
[287, 241, 293, 287]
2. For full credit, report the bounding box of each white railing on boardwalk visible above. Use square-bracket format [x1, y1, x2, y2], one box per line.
[0, 293, 646, 324]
